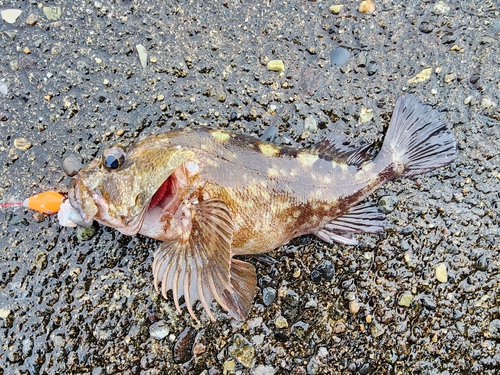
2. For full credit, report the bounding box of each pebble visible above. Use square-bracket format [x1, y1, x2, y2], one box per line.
[360, 107, 373, 123]
[291, 321, 310, 339]
[262, 287, 277, 306]
[43, 6, 62, 21]
[62, 154, 83, 176]
[76, 225, 97, 241]
[228, 334, 255, 368]
[267, 60, 285, 72]
[26, 13, 37, 25]
[136, 44, 148, 68]
[408, 68, 431, 84]
[0, 309, 11, 319]
[366, 61, 378, 76]
[349, 300, 360, 314]
[316, 260, 335, 280]
[275, 316, 288, 329]
[444, 73, 456, 83]
[307, 357, 321, 375]
[223, 359, 236, 374]
[173, 327, 197, 363]
[149, 320, 170, 340]
[398, 293, 414, 307]
[359, 0, 375, 14]
[1, 9, 22, 24]
[330, 47, 350, 66]
[304, 115, 318, 133]
[329, 5, 344, 14]
[0, 81, 7, 97]
[251, 365, 277, 375]
[480, 96, 496, 109]
[378, 195, 398, 214]
[432, 1, 450, 15]
[476, 254, 489, 271]
[14, 138, 32, 151]
[435, 263, 448, 283]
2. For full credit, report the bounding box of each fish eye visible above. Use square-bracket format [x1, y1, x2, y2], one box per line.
[102, 146, 126, 170]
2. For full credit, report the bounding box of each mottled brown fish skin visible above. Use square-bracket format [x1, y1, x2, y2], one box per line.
[69, 95, 457, 321]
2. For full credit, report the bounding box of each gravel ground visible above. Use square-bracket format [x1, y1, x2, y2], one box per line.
[1, 1, 499, 374]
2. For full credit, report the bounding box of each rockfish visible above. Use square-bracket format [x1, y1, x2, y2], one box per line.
[67, 96, 456, 321]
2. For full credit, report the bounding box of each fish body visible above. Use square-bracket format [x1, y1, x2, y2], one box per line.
[69, 96, 456, 320]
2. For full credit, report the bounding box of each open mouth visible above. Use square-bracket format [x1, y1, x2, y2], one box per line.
[148, 173, 178, 211]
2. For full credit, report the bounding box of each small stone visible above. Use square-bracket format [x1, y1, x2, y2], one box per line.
[9, 60, 19, 71]
[267, 60, 285, 72]
[476, 254, 489, 271]
[0, 309, 11, 319]
[14, 138, 32, 151]
[26, 13, 37, 25]
[398, 293, 414, 307]
[43, 6, 62, 21]
[251, 365, 277, 375]
[304, 115, 318, 133]
[136, 44, 148, 68]
[408, 68, 432, 84]
[291, 321, 310, 340]
[480, 96, 496, 109]
[435, 263, 448, 283]
[149, 320, 170, 340]
[317, 260, 334, 280]
[330, 47, 350, 66]
[432, 1, 450, 15]
[260, 126, 279, 143]
[223, 359, 236, 374]
[444, 73, 456, 83]
[360, 107, 373, 123]
[76, 225, 97, 241]
[370, 321, 385, 338]
[262, 287, 277, 306]
[150, 56, 157, 63]
[1, 9, 22, 24]
[275, 316, 288, 329]
[365, 315, 372, 323]
[359, 0, 375, 13]
[307, 357, 321, 375]
[310, 270, 322, 283]
[173, 327, 197, 363]
[329, 5, 344, 14]
[62, 154, 82, 177]
[366, 61, 378, 76]
[378, 195, 398, 214]
[228, 334, 255, 368]
[349, 300, 360, 314]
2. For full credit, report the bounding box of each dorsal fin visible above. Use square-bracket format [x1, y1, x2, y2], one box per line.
[311, 132, 376, 166]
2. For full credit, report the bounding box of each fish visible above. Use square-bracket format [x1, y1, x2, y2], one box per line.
[67, 95, 457, 321]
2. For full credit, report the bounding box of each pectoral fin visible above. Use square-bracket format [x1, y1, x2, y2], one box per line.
[152, 198, 256, 321]
[316, 202, 386, 245]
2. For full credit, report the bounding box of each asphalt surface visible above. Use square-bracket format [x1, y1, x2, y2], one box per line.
[1, 1, 499, 374]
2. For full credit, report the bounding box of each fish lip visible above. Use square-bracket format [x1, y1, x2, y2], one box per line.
[68, 178, 96, 224]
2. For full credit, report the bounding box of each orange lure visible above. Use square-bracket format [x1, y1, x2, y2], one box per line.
[0, 191, 64, 214]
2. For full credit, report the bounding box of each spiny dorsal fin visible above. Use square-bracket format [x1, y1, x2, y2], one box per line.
[311, 132, 376, 166]
[151, 198, 256, 321]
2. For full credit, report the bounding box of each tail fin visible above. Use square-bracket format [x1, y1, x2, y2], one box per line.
[380, 95, 457, 177]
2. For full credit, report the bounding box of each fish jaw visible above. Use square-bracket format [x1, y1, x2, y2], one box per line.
[69, 145, 195, 236]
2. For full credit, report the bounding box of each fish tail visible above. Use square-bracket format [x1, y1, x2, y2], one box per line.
[379, 95, 457, 177]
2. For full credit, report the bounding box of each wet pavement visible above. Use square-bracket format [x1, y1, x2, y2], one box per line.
[1, 1, 499, 374]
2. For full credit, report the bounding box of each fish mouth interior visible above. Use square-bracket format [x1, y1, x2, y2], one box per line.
[148, 173, 178, 211]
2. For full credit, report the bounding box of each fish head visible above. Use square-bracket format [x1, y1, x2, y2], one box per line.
[69, 136, 194, 235]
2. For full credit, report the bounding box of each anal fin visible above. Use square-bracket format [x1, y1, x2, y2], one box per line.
[316, 202, 386, 245]
[222, 259, 257, 320]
